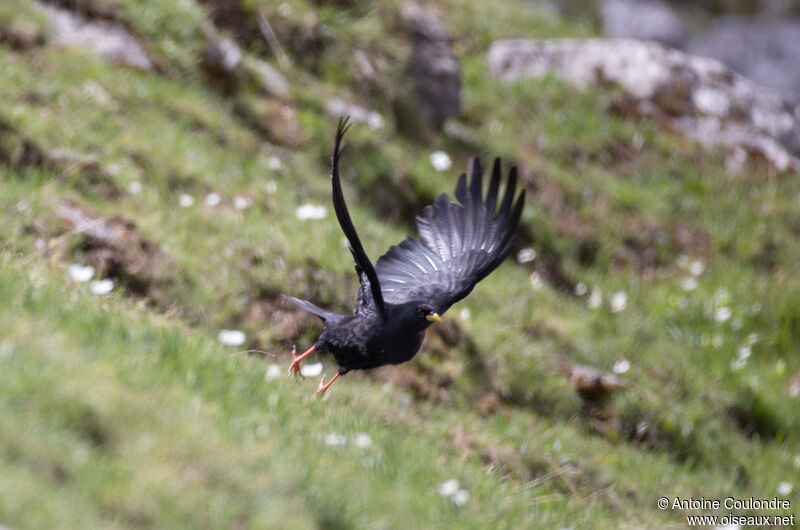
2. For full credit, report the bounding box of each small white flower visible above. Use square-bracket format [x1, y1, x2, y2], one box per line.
[588, 287, 602, 309]
[737, 346, 751, 360]
[610, 291, 627, 313]
[128, 181, 142, 194]
[731, 357, 747, 371]
[747, 333, 758, 345]
[429, 151, 452, 172]
[268, 156, 282, 170]
[324, 433, 347, 447]
[217, 329, 246, 346]
[295, 204, 327, 220]
[777, 482, 793, 496]
[367, 112, 384, 131]
[575, 282, 587, 296]
[204, 192, 221, 206]
[16, 200, 29, 212]
[681, 277, 698, 291]
[67, 263, 95, 283]
[89, 278, 114, 295]
[529, 272, 544, 290]
[438, 479, 460, 497]
[34, 238, 46, 250]
[689, 259, 705, 277]
[459, 308, 470, 320]
[265, 180, 277, 194]
[264, 364, 282, 380]
[715, 307, 732, 322]
[517, 247, 536, 263]
[233, 196, 252, 210]
[179, 193, 195, 207]
[452, 489, 470, 506]
[613, 359, 630, 374]
[353, 433, 372, 448]
[300, 362, 323, 377]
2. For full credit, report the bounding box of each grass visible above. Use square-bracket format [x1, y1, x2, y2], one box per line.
[1, 0, 798, 527]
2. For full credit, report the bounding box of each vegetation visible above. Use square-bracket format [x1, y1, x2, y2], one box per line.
[0, 0, 797, 527]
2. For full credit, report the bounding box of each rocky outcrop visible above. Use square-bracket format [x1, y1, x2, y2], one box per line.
[201, 22, 290, 99]
[39, 3, 153, 71]
[599, 0, 684, 48]
[685, 16, 800, 98]
[488, 38, 800, 173]
[596, 0, 800, 96]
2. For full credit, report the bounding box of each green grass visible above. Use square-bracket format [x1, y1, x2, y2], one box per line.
[1, 0, 799, 527]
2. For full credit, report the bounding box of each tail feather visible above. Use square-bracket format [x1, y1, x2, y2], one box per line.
[281, 294, 339, 323]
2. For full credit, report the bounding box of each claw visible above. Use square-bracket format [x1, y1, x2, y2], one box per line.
[315, 372, 340, 396]
[287, 344, 315, 377]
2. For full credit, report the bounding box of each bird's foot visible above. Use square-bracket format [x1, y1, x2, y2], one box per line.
[287, 346, 300, 376]
[315, 373, 340, 396]
[287, 344, 315, 377]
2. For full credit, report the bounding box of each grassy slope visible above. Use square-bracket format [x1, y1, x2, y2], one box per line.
[1, 0, 799, 528]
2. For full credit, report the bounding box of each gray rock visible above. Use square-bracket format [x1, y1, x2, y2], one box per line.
[201, 22, 243, 93]
[600, 0, 684, 47]
[39, 3, 152, 71]
[201, 22, 290, 99]
[686, 15, 800, 97]
[202, 22, 242, 74]
[488, 38, 800, 173]
[402, 3, 461, 131]
[244, 57, 290, 99]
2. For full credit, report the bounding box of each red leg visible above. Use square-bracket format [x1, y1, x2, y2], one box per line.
[287, 344, 315, 377]
[315, 372, 340, 396]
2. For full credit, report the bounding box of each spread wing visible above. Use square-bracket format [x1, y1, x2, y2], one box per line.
[330, 117, 386, 316]
[374, 157, 525, 314]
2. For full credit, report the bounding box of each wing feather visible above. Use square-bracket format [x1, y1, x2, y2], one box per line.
[330, 117, 385, 315]
[374, 157, 525, 313]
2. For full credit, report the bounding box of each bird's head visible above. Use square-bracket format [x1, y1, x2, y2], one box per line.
[416, 304, 443, 325]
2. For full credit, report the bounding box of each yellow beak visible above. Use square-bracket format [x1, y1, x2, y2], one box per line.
[426, 313, 443, 323]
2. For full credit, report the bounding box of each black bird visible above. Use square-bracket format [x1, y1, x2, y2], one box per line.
[284, 117, 525, 395]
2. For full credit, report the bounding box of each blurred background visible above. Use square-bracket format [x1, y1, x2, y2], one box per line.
[0, 0, 798, 528]
[556, 0, 800, 96]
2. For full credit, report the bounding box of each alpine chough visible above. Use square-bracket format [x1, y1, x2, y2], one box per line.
[284, 117, 525, 395]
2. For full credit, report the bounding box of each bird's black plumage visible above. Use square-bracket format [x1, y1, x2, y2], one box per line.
[283, 117, 525, 393]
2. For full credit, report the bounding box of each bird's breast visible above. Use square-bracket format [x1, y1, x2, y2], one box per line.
[366, 327, 426, 365]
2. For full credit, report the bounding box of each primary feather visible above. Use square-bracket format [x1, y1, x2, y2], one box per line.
[374, 156, 525, 315]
